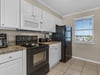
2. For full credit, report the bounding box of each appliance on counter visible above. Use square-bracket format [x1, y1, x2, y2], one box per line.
[16, 35, 49, 75]
[39, 38, 48, 42]
[39, 33, 52, 42]
[52, 25, 72, 62]
[0, 34, 7, 48]
[39, 38, 52, 42]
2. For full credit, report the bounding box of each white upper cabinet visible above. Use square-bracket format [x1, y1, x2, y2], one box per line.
[21, 0, 61, 32]
[0, 0, 20, 28]
[40, 11, 50, 32]
[23, 1, 42, 20]
[21, 1, 42, 31]
[55, 17, 63, 25]
[0, 0, 63, 31]
[23, 1, 33, 19]
[49, 14, 56, 32]
[50, 15, 56, 32]
[40, 10, 55, 32]
[23, 1, 56, 32]
[33, 6, 43, 20]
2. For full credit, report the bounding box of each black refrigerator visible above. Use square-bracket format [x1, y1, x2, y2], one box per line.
[52, 25, 72, 62]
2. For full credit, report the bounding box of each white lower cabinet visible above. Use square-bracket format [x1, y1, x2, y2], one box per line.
[0, 58, 22, 75]
[49, 43, 61, 68]
[0, 50, 26, 75]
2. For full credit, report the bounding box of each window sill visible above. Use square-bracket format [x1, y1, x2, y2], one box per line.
[73, 41, 95, 45]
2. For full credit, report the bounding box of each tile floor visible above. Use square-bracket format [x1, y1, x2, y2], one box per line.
[47, 58, 100, 75]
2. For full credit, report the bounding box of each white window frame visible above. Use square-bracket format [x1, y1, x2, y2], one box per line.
[74, 15, 94, 44]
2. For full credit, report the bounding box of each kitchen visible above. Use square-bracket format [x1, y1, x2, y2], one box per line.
[0, 0, 100, 75]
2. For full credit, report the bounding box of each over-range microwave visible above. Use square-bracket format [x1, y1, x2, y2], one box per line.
[21, 17, 41, 31]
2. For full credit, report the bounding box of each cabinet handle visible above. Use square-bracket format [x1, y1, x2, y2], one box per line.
[40, 22, 43, 24]
[9, 56, 12, 59]
[32, 15, 36, 17]
[1, 24, 4, 26]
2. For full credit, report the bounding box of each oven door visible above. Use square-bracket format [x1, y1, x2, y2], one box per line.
[27, 47, 49, 75]
[0, 38, 7, 48]
[0, 39, 3, 47]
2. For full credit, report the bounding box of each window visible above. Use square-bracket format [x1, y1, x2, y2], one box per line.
[74, 16, 94, 43]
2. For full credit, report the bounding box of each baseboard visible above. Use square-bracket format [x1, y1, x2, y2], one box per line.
[72, 56, 100, 64]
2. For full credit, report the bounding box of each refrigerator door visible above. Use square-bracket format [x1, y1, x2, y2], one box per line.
[52, 25, 66, 41]
[52, 25, 72, 62]
[65, 27, 72, 42]
[52, 33, 62, 41]
[65, 27, 72, 62]
[56, 25, 66, 37]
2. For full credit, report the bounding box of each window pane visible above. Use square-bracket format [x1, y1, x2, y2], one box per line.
[75, 17, 94, 42]
[75, 18, 93, 30]
[75, 30, 93, 36]
[75, 30, 93, 42]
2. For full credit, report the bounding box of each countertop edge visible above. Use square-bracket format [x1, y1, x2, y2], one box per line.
[0, 46, 26, 55]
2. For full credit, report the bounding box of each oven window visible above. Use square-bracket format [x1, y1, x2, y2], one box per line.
[33, 51, 46, 66]
[0, 40, 2, 46]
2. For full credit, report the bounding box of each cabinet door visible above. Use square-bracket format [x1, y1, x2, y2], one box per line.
[49, 46, 56, 68]
[33, 6, 42, 20]
[40, 11, 50, 31]
[53, 44, 60, 64]
[55, 17, 63, 25]
[0, 58, 22, 75]
[49, 15, 56, 32]
[49, 44, 58, 68]
[57, 43, 61, 61]
[49, 43, 61, 69]
[22, 1, 40, 31]
[23, 1, 33, 18]
[0, 0, 5, 27]
[1, 0, 20, 28]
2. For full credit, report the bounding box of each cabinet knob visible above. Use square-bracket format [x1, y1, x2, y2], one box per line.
[32, 15, 36, 17]
[9, 56, 12, 59]
[1, 24, 4, 26]
[40, 22, 43, 24]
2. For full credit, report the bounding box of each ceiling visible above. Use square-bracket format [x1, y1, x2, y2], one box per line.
[38, 0, 100, 16]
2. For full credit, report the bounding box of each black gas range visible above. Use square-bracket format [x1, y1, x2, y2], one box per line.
[16, 35, 49, 75]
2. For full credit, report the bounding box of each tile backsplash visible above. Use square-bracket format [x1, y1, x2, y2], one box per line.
[0, 30, 45, 46]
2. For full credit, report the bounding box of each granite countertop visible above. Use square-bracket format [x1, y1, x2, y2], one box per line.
[0, 46, 26, 55]
[39, 41, 61, 45]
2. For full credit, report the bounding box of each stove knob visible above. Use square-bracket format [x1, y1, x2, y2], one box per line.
[26, 43, 29, 46]
[32, 43, 35, 46]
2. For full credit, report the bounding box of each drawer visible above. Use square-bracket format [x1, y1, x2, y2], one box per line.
[49, 43, 61, 48]
[49, 44, 56, 48]
[0, 51, 23, 64]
